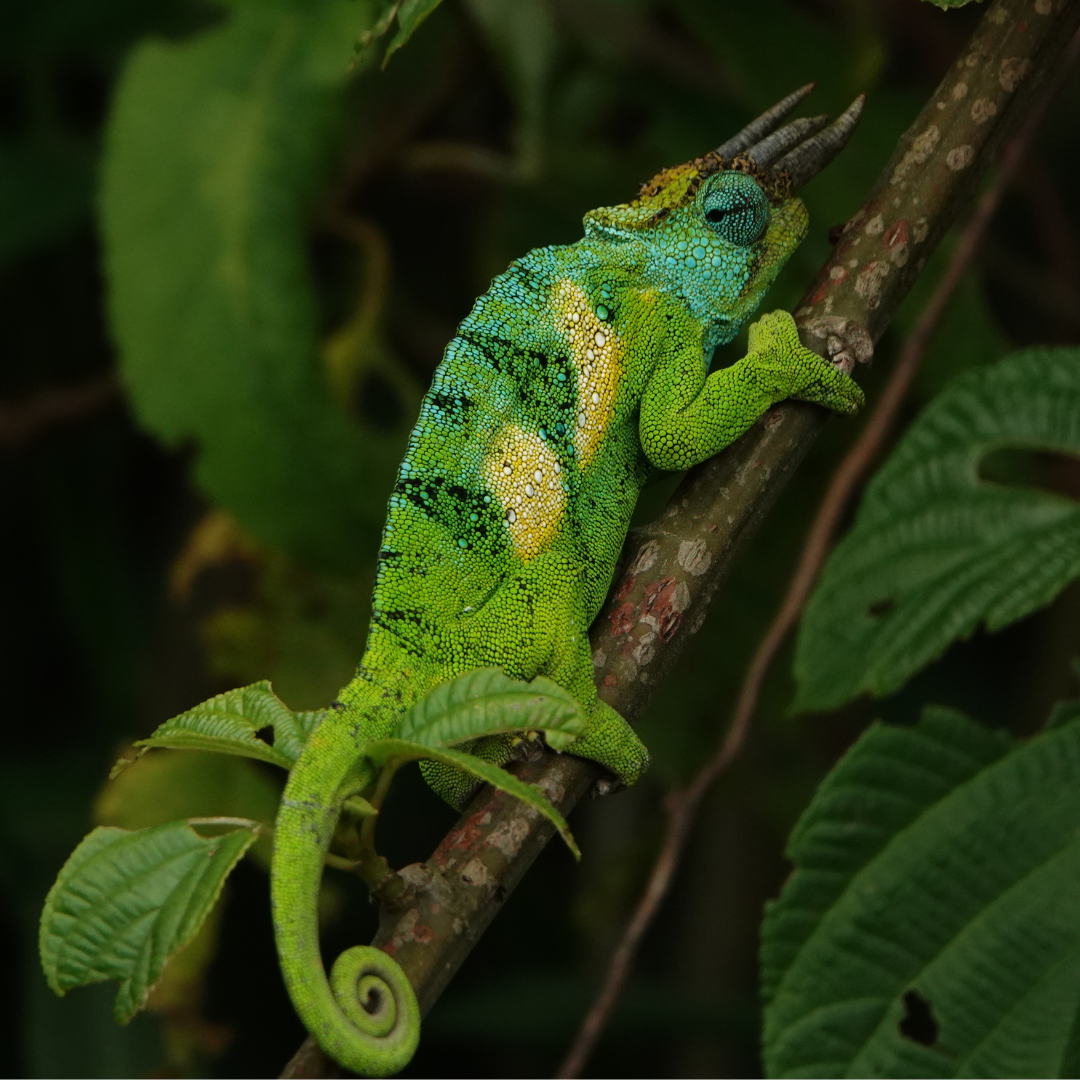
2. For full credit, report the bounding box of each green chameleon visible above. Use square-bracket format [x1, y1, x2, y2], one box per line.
[272, 85, 865, 1076]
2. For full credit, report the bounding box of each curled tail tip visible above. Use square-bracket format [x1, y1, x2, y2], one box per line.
[323, 945, 421, 1077]
[271, 777, 420, 1076]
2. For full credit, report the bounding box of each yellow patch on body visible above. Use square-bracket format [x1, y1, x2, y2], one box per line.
[483, 425, 566, 562]
[552, 280, 623, 466]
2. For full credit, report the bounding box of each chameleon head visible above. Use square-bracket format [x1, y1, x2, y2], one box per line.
[584, 86, 864, 347]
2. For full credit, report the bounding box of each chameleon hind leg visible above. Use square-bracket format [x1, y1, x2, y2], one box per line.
[419, 549, 648, 807]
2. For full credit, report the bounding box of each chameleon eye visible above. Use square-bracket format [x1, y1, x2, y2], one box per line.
[702, 175, 769, 247]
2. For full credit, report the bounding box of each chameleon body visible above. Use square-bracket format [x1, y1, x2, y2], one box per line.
[271, 150, 863, 1075]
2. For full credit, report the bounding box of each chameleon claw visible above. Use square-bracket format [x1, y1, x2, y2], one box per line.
[510, 731, 546, 763]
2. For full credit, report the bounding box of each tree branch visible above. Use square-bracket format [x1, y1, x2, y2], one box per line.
[281, 1, 1080, 1074]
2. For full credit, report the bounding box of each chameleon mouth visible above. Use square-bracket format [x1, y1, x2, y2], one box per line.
[716, 85, 865, 191]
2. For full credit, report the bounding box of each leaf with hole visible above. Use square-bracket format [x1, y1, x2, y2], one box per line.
[136, 681, 323, 770]
[40, 821, 258, 1024]
[365, 737, 579, 858]
[794, 348, 1080, 712]
[761, 706, 1080, 1078]
[397, 667, 587, 752]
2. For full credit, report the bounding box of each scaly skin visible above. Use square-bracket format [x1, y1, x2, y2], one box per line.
[271, 154, 864, 1076]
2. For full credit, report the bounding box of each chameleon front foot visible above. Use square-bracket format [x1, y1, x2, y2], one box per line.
[747, 310, 865, 415]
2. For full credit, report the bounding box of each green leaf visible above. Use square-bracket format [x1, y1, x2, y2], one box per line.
[366, 737, 580, 858]
[101, 0, 402, 571]
[794, 349, 1080, 712]
[136, 681, 324, 769]
[762, 708, 1080, 1078]
[40, 821, 258, 1024]
[382, 0, 445, 66]
[398, 667, 587, 751]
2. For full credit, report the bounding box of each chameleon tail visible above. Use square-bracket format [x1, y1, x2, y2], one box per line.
[271, 712, 420, 1077]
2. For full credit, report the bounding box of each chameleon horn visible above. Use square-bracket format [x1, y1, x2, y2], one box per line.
[771, 94, 866, 189]
[743, 114, 829, 168]
[714, 83, 816, 158]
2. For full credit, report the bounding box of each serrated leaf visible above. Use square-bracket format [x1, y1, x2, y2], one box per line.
[794, 349, 1080, 712]
[101, 0, 401, 571]
[40, 821, 257, 1024]
[397, 667, 587, 751]
[382, 0, 445, 66]
[760, 707, 1013, 1007]
[762, 708, 1080, 1078]
[366, 738, 579, 858]
[136, 681, 324, 769]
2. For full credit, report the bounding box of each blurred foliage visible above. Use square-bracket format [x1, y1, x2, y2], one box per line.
[2, 0, 1078, 1075]
[101, 0, 405, 571]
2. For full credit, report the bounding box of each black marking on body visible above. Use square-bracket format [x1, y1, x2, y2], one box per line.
[391, 469, 507, 559]
[393, 477, 433, 514]
[457, 329, 517, 375]
[371, 607, 427, 656]
[429, 390, 475, 427]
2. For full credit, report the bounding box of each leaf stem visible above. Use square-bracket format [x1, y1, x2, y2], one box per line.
[0, 371, 120, 447]
[187, 816, 270, 834]
[352, 758, 409, 903]
[185, 815, 391, 879]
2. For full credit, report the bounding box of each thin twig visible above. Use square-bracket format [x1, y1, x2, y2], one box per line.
[555, 30, 1080, 1080]
[186, 817, 367, 874]
[0, 372, 120, 447]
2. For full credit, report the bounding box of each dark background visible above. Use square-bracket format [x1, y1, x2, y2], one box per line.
[2, 0, 1079, 1075]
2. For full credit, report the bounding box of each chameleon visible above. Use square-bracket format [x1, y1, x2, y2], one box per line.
[271, 85, 866, 1076]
